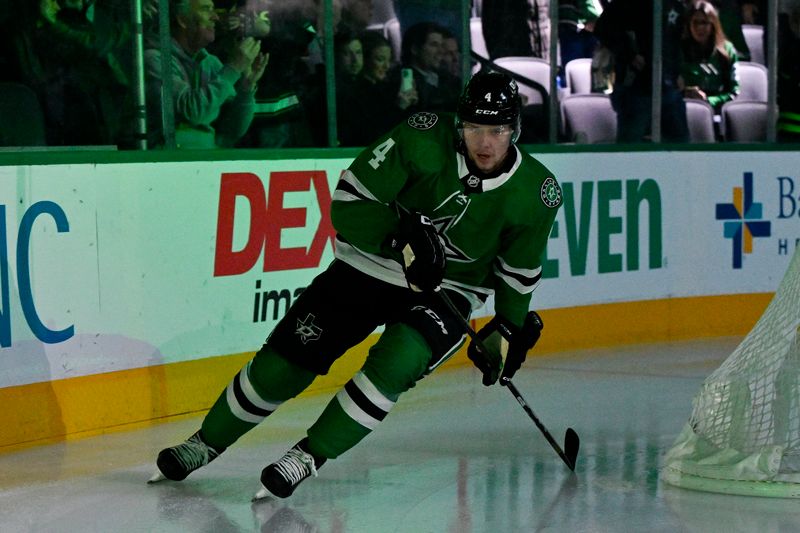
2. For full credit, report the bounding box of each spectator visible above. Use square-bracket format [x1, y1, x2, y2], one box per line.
[145, 0, 267, 148]
[338, 31, 417, 145]
[681, 1, 740, 112]
[210, 0, 272, 60]
[741, 0, 765, 24]
[8, 0, 131, 146]
[392, 0, 462, 43]
[559, 0, 601, 67]
[739, 1, 800, 67]
[336, 29, 363, 84]
[440, 27, 461, 78]
[393, 22, 460, 115]
[238, 1, 318, 147]
[92, 0, 162, 148]
[302, 29, 363, 146]
[360, 32, 395, 84]
[709, 1, 751, 61]
[483, 0, 551, 60]
[594, 0, 689, 143]
[777, 1, 800, 140]
[0, 3, 11, 83]
[482, 0, 535, 59]
[339, 0, 373, 36]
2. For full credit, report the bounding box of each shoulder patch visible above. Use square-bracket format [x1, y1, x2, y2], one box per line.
[407, 112, 438, 130]
[540, 176, 562, 208]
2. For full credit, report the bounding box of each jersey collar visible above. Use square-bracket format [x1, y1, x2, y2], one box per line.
[456, 145, 522, 194]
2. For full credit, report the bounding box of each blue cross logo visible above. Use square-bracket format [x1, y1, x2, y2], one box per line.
[715, 172, 771, 269]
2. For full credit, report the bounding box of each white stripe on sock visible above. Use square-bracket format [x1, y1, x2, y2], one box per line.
[226, 380, 266, 424]
[241, 361, 282, 411]
[352, 372, 396, 412]
[336, 389, 380, 430]
[335, 373, 396, 430]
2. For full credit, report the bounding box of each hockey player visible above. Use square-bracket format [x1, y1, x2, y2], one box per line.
[150, 70, 562, 499]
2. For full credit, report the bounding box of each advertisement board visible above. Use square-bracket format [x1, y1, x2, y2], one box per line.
[0, 152, 797, 389]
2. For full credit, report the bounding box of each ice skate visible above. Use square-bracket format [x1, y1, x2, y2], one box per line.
[253, 439, 326, 500]
[148, 431, 224, 483]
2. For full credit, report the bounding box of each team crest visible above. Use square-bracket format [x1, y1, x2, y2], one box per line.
[295, 313, 322, 344]
[540, 176, 562, 208]
[407, 112, 438, 130]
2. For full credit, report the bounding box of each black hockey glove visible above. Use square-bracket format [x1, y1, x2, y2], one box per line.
[467, 311, 543, 386]
[389, 211, 446, 293]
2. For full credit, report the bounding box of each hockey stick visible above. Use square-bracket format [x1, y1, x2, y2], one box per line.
[436, 289, 579, 471]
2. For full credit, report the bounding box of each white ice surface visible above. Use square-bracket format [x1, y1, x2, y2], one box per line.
[2, 338, 800, 532]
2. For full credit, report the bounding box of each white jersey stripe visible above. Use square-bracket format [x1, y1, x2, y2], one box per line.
[494, 268, 539, 294]
[456, 146, 523, 192]
[494, 265, 541, 294]
[481, 146, 523, 192]
[494, 257, 542, 294]
[334, 238, 491, 310]
[332, 189, 363, 203]
[496, 256, 541, 279]
[339, 169, 382, 203]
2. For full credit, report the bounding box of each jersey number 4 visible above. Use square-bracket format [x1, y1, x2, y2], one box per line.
[368, 138, 396, 169]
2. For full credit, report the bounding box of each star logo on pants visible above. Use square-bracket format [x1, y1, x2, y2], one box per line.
[295, 314, 322, 344]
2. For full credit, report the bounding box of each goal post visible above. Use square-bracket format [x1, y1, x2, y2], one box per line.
[662, 246, 800, 498]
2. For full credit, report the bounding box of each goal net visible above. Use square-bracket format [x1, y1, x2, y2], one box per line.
[662, 247, 800, 498]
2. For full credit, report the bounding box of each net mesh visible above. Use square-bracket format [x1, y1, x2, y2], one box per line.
[662, 247, 800, 497]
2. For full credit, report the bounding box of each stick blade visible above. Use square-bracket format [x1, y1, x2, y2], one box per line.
[563, 428, 580, 471]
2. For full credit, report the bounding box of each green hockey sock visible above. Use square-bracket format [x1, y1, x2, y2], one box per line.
[306, 324, 431, 459]
[201, 347, 316, 449]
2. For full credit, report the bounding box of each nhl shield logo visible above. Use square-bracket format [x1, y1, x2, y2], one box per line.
[407, 112, 438, 130]
[540, 176, 562, 208]
[467, 175, 480, 188]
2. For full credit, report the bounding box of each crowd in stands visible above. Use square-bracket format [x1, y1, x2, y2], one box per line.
[0, 0, 799, 149]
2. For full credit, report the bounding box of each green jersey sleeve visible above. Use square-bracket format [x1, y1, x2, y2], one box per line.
[493, 171, 561, 328]
[331, 114, 449, 256]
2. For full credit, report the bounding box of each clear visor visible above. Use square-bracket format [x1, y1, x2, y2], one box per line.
[458, 122, 515, 138]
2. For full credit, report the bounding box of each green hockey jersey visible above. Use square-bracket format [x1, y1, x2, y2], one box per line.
[331, 112, 561, 327]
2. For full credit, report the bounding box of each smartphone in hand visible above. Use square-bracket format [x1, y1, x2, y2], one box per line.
[400, 68, 414, 92]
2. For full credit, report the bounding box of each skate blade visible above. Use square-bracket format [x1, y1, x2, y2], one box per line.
[147, 470, 167, 484]
[251, 486, 273, 502]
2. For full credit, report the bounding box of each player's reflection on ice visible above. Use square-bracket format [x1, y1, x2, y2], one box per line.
[252, 499, 319, 533]
[247, 429, 663, 533]
[155, 482, 240, 532]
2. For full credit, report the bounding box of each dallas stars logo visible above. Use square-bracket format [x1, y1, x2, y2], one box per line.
[431, 213, 473, 262]
[295, 314, 322, 344]
[540, 176, 562, 208]
[667, 8, 680, 26]
[407, 112, 438, 130]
